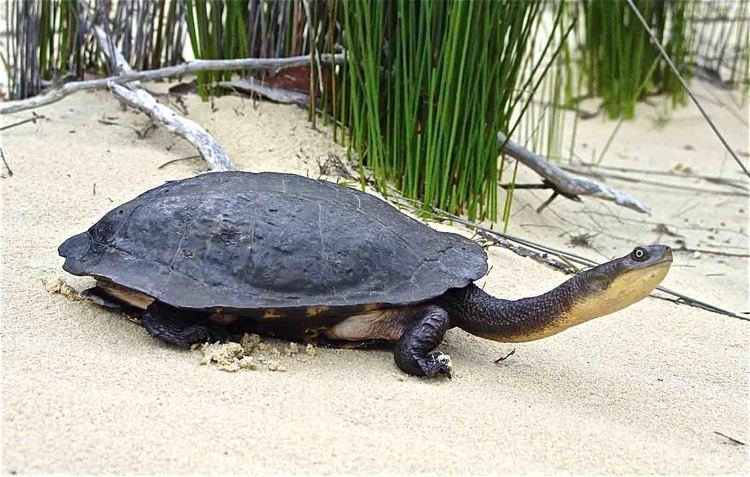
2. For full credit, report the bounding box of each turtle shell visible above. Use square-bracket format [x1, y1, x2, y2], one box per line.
[59, 172, 488, 312]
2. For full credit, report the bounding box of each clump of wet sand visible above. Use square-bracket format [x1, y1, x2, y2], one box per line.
[42, 277, 81, 301]
[194, 334, 315, 373]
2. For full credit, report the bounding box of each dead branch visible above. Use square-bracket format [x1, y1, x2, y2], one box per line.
[570, 162, 749, 191]
[216, 78, 309, 107]
[713, 431, 746, 446]
[92, 25, 235, 172]
[494, 348, 516, 364]
[560, 164, 750, 197]
[0, 147, 12, 177]
[157, 155, 202, 170]
[0, 113, 45, 131]
[108, 85, 235, 171]
[498, 132, 651, 214]
[0, 53, 344, 115]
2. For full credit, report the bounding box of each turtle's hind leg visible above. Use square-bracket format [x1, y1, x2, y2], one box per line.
[393, 305, 452, 378]
[143, 302, 229, 348]
[80, 286, 132, 310]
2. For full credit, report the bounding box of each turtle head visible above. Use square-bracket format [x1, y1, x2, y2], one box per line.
[569, 244, 672, 319]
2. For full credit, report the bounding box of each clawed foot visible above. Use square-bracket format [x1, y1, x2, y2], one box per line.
[143, 312, 229, 348]
[417, 352, 452, 379]
[393, 306, 452, 378]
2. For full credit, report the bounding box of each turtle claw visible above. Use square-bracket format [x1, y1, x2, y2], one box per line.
[420, 353, 453, 379]
[393, 306, 452, 378]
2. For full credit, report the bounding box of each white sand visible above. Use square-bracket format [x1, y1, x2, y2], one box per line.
[1, 83, 748, 474]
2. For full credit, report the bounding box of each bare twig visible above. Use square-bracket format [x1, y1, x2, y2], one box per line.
[157, 154, 202, 169]
[216, 78, 309, 107]
[561, 164, 750, 197]
[494, 348, 516, 364]
[0, 112, 44, 131]
[0, 147, 12, 177]
[92, 24, 234, 172]
[302, 0, 316, 129]
[0, 53, 345, 115]
[673, 245, 750, 259]
[713, 431, 746, 446]
[108, 85, 234, 172]
[569, 162, 749, 191]
[536, 191, 561, 213]
[498, 132, 651, 214]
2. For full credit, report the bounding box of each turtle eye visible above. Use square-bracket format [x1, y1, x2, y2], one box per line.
[632, 247, 649, 261]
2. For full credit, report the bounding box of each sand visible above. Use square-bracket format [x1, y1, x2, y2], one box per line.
[1, 82, 748, 474]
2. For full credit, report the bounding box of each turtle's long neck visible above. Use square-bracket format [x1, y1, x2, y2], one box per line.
[438, 247, 672, 342]
[438, 281, 585, 342]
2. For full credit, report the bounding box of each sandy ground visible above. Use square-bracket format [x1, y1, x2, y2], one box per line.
[1, 81, 748, 474]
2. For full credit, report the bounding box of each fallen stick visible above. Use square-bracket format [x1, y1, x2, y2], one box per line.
[498, 132, 651, 214]
[92, 25, 235, 172]
[0, 147, 12, 177]
[570, 162, 749, 191]
[216, 78, 309, 107]
[560, 164, 750, 197]
[0, 113, 44, 131]
[108, 85, 235, 172]
[157, 154, 203, 170]
[0, 53, 344, 115]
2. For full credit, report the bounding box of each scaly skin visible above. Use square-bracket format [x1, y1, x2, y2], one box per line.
[441, 245, 673, 342]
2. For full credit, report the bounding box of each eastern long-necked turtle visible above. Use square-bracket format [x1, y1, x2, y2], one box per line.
[59, 171, 672, 377]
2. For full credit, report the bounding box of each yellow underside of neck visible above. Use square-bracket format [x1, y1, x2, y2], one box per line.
[479, 261, 670, 343]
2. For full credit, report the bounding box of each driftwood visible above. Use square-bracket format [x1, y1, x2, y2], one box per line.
[108, 86, 235, 172]
[92, 25, 235, 172]
[498, 132, 651, 214]
[560, 164, 750, 197]
[0, 53, 344, 115]
[570, 162, 750, 192]
[217, 78, 309, 107]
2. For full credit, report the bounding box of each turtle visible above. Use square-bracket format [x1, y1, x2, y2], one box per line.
[59, 171, 672, 377]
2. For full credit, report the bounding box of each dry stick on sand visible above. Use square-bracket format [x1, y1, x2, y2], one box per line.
[0, 146, 12, 177]
[0, 54, 345, 115]
[0, 112, 45, 131]
[560, 164, 750, 197]
[91, 25, 235, 172]
[498, 132, 651, 214]
[568, 162, 750, 192]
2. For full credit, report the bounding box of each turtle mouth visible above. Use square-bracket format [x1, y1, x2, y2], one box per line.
[572, 247, 673, 320]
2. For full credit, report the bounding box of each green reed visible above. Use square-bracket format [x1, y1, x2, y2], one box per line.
[578, 0, 696, 119]
[341, 0, 570, 221]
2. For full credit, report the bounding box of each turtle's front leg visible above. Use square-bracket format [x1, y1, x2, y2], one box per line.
[393, 306, 452, 378]
[142, 302, 229, 348]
